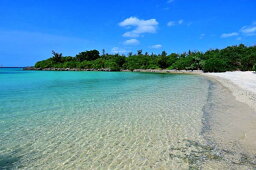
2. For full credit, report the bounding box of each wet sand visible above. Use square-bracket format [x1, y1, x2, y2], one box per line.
[201, 75, 256, 168]
[206, 72, 256, 111]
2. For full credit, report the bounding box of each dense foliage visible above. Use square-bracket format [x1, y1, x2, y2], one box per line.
[35, 44, 256, 72]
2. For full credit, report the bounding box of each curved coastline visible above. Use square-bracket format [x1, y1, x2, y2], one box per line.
[23, 67, 256, 112]
[198, 76, 256, 168]
[2, 70, 256, 169]
[202, 72, 256, 154]
[134, 70, 256, 167]
[204, 72, 256, 112]
[130, 71, 256, 168]
[23, 67, 204, 74]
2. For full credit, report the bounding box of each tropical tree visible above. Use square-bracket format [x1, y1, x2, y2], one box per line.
[33, 44, 256, 72]
[76, 50, 100, 61]
[52, 50, 62, 63]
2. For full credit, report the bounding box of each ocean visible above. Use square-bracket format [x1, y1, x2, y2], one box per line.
[0, 68, 255, 169]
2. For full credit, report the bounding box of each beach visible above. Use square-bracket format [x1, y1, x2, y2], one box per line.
[205, 71, 256, 111]
[1, 0, 256, 168]
[202, 71, 256, 167]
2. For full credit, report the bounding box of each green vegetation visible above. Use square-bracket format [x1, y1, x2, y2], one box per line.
[34, 44, 256, 72]
[253, 63, 256, 72]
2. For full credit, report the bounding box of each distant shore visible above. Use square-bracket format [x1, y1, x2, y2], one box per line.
[23, 67, 204, 74]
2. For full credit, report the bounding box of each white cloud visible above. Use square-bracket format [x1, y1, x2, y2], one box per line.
[151, 44, 162, 49]
[123, 39, 140, 45]
[220, 22, 256, 39]
[111, 47, 127, 54]
[240, 25, 256, 36]
[167, 21, 175, 27]
[221, 32, 239, 38]
[167, 19, 184, 27]
[178, 19, 184, 24]
[119, 17, 158, 37]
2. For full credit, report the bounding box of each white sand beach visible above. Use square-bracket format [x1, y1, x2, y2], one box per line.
[206, 71, 256, 111]
[204, 71, 256, 158]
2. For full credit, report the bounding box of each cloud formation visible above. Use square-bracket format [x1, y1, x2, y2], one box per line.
[167, 19, 184, 27]
[123, 39, 140, 45]
[240, 25, 256, 36]
[221, 32, 239, 38]
[167, 21, 175, 27]
[111, 47, 127, 54]
[119, 17, 158, 37]
[151, 44, 162, 49]
[178, 20, 184, 24]
[221, 22, 256, 38]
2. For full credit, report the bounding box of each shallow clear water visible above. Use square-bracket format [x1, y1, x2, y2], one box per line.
[0, 68, 255, 169]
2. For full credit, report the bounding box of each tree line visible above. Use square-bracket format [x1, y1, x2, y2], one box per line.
[35, 44, 256, 72]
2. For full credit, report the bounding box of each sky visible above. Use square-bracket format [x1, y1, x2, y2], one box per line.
[0, 0, 256, 66]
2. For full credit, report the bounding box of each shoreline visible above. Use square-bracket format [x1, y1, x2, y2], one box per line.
[204, 72, 256, 112]
[201, 77, 256, 165]
[23, 67, 204, 74]
[24, 67, 255, 111]
[5, 67, 256, 168]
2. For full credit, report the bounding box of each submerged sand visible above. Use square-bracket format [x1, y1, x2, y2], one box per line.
[1, 70, 256, 169]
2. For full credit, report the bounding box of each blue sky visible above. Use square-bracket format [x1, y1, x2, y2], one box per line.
[0, 0, 256, 66]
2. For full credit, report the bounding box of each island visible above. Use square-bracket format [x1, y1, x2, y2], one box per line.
[24, 44, 256, 73]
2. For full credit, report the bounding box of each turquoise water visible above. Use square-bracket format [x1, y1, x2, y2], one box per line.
[1, 68, 254, 169]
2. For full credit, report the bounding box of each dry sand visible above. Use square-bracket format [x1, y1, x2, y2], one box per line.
[205, 71, 256, 111]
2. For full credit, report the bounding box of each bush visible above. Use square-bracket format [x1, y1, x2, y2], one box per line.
[253, 64, 256, 72]
[125, 55, 147, 70]
[76, 50, 100, 62]
[78, 61, 93, 69]
[62, 61, 79, 68]
[171, 57, 194, 70]
[92, 58, 105, 69]
[104, 61, 120, 71]
[202, 58, 230, 72]
[147, 64, 159, 69]
[53, 63, 64, 68]
[35, 59, 54, 68]
[241, 54, 256, 71]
